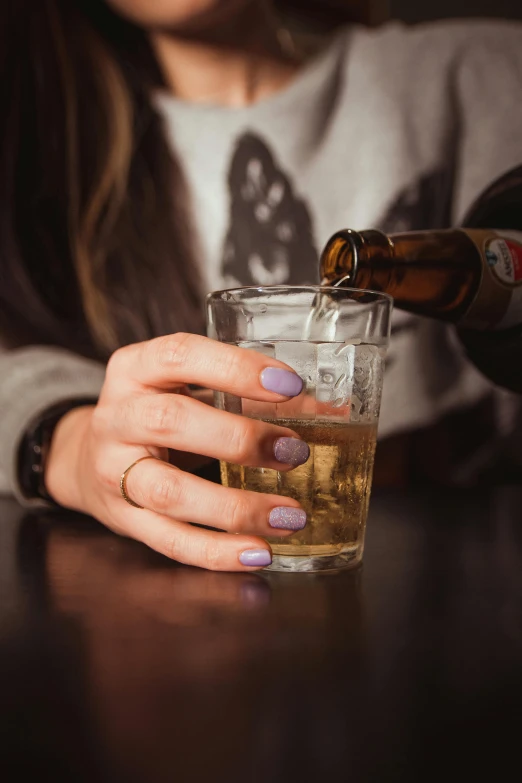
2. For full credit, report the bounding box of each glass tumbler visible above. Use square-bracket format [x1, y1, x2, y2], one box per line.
[206, 286, 392, 573]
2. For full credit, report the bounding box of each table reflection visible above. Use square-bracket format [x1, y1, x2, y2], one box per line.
[9, 486, 522, 783]
[16, 513, 366, 783]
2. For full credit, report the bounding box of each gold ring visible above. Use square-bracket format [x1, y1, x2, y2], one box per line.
[120, 455, 159, 509]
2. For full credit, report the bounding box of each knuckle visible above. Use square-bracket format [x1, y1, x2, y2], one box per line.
[96, 397, 135, 440]
[93, 453, 115, 490]
[154, 332, 192, 370]
[149, 469, 183, 513]
[143, 398, 175, 436]
[202, 541, 223, 571]
[226, 494, 249, 534]
[222, 349, 244, 384]
[90, 404, 110, 437]
[163, 529, 224, 571]
[229, 418, 256, 463]
[106, 345, 133, 380]
[164, 532, 182, 563]
[117, 398, 135, 434]
[142, 396, 188, 438]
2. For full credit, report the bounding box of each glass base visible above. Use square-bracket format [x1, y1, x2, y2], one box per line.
[266, 548, 362, 573]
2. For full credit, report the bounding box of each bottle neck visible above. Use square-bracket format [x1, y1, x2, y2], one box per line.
[319, 165, 522, 331]
[320, 229, 392, 286]
[321, 227, 483, 323]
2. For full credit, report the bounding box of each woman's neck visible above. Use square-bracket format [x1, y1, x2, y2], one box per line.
[150, 3, 301, 107]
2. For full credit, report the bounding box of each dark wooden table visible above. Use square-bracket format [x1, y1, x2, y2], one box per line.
[1, 486, 521, 783]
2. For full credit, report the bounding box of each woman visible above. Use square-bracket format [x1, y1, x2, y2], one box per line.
[1, 0, 521, 570]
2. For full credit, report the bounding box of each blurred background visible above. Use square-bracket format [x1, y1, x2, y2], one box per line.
[280, 0, 522, 27]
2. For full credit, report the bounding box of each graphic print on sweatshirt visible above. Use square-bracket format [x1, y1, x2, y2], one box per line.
[221, 132, 318, 287]
[378, 167, 453, 234]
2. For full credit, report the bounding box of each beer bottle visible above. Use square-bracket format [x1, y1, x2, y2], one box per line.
[320, 167, 522, 332]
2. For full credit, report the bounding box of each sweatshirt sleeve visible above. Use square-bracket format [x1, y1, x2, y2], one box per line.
[0, 346, 106, 505]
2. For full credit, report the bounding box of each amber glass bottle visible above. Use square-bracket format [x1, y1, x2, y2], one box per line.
[320, 168, 522, 332]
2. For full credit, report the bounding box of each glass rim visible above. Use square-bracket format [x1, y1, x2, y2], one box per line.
[206, 284, 393, 306]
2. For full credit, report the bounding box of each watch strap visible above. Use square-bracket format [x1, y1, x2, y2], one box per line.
[17, 398, 97, 504]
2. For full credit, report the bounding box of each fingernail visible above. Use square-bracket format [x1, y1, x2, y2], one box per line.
[260, 368, 303, 397]
[274, 437, 310, 466]
[269, 507, 307, 531]
[239, 549, 272, 567]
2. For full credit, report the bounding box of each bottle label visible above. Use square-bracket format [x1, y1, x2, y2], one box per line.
[485, 232, 522, 285]
[461, 229, 522, 330]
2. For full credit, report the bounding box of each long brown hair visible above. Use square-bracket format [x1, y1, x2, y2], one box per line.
[0, 0, 203, 360]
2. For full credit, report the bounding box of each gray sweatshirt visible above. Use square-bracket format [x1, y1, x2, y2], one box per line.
[2, 19, 522, 500]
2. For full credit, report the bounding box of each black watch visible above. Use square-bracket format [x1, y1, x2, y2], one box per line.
[17, 398, 97, 503]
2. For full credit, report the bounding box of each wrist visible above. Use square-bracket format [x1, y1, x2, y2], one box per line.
[45, 406, 95, 510]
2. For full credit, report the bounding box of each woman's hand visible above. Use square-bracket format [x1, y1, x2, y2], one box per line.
[45, 333, 309, 571]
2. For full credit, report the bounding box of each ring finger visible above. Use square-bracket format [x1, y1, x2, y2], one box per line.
[123, 456, 307, 537]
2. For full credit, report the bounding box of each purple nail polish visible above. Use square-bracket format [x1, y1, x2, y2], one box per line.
[260, 368, 303, 397]
[239, 549, 272, 567]
[269, 507, 307, 531]
[274, 437, 310, 467]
